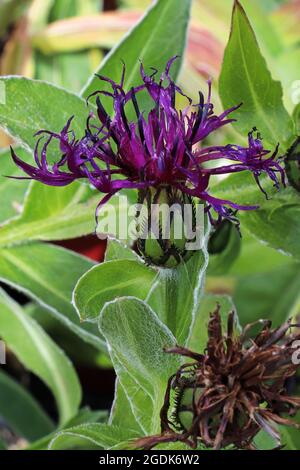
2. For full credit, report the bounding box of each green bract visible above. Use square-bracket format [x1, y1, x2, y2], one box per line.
[136, 188, 198, 268]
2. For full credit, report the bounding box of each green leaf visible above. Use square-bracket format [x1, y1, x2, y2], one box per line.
[0, 242, 105, 350]
[105, 238, 138, 262]
[219, 0, 293, 149]
[207, 222, 241, 276]
[211, 171, 274, 207]
[28, 407, 107, 450]
[73, 259, 156, 322]
[0, 147, 31, 224]
[211, 232, 300, 327]
[0, 77, 89, 157]
[58, 407, 107, 428]
[293, 103, 300, 135]
[49, 423, 139, 450]
[233, 263, 300, 327]
[109, 380, 143, 435]
[0, 181, 99, 246]
[229, 231, 293, 276]
[81, 0, 192, 108]
[280, 414, 300, 450]
[254, 430, 279, 450]
[188, 294, 238, 354]
[99, 297, 180, 434]
[0, 179, 133, 247]
[239, 187, 300, 261]
[156, 442, 205, 450]
[25, 302, 107, 368]
[0, 288, 81, 424]
[0, 438, 6, 450]
[212, 173, 300, 260]
[0, 369, 54, 441]
[147, 240, 209, 346]
[35, 50, 102, 94]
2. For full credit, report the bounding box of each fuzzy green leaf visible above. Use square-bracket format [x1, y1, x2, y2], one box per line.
[0, 77, 89, 158]
[0, 182, 99, 247]
[0, 289, 81, 424]
[147, 238, 209, 346]
[0, 243, 104, 350]
[0, 147, 31, 224]
[0, 370, 54, 441]
[28, 407, 107, 450]
[99, 297, 180, 434]
[73, 259, 156, 322]
[49, 423, 139, 450]
[219, 0, 293, 149]
[81, 0, 192, 111]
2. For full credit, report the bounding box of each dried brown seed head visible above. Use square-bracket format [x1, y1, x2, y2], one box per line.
[135, 306, 300, 450]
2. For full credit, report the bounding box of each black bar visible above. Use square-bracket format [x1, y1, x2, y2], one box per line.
[0, 449, 298, 467]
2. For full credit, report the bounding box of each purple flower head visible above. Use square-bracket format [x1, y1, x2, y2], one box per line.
[11, 56, 285, 225]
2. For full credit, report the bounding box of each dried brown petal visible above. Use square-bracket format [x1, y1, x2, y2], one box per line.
[134, 307, 300, 450]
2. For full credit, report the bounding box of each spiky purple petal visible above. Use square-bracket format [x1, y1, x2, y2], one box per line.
[10, 57, 285, 224]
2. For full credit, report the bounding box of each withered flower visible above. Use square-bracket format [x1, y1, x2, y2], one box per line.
[134, 306, 300, 450]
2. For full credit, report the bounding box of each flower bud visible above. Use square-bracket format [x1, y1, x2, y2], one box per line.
[286, 137, 300, 191]
[208, 218, 239, 254]
[136, 187, 198, 268]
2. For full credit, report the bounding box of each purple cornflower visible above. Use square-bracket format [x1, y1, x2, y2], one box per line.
[11, 56, 285, 225]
